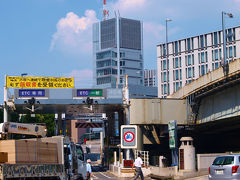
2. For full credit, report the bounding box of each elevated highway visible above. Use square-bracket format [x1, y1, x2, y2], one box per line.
[170, 59, 240, 125]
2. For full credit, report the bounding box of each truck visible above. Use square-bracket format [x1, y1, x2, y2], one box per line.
[0, 122, 87, 180]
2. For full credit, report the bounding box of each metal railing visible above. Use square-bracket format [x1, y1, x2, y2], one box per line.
[135, 150, 149, 167]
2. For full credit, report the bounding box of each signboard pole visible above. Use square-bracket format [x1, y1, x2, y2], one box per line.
[3, 75, 8, 122]
[123, 75, 131, 160]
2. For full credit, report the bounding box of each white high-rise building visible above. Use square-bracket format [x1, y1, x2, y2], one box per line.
[157, 26, 240, 98]
[144, 69, 157, 87]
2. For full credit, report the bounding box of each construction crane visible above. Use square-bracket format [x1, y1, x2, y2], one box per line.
[0, 122, 47, 139]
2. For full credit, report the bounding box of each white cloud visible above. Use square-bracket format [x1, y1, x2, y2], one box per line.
[65, 69, 93, 88]
[50, 10, 98, 55]
[144, 22, 165, 42]
[234, 0, 240, 7]
[111, 0, 147, 14]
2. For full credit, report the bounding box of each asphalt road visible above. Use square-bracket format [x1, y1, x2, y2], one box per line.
[185, 175, 208, 180]
[91, 166, 153, 180]
[92, 172, 153, 180]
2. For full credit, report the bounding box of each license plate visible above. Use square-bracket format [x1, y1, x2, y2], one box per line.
[216, 170, 224, 174]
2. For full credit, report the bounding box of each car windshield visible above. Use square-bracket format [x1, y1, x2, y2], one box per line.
[213, 156, 234, 165]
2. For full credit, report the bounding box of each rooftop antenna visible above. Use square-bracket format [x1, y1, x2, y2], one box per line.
[103, 0, 109, 20]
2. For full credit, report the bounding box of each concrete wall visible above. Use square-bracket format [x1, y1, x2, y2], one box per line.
[129, 98, 187, 125]
[197, 84, 240, 123]
[197, 153, 230, 170]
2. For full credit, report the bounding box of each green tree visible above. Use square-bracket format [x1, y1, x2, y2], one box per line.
[0, 109, 19, 123]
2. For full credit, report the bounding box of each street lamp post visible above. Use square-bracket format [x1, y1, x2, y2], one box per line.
[222, 11, 233, 73]
[166, 18, 172, 96]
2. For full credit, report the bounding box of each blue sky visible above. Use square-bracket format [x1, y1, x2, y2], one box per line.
[1, 0, 240, 103]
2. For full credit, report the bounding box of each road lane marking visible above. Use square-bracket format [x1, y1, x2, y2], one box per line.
[92, 174, 99, 179]
[99, 172, 112, 179]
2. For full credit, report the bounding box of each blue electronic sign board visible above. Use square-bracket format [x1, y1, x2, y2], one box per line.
[77, 89, 103, 97]
[19, 89, 45, 97]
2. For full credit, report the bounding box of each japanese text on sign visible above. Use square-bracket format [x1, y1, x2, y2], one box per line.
[6, 76, 74, 88]
[77, 89, 103, 97]
[19, 90, 45, 97]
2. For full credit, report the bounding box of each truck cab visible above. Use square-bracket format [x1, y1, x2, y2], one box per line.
[64, 141, 87, 180]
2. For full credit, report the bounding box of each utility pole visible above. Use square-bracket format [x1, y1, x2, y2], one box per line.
[123, 75, 130, 160]
[3, 75, 8, 123]
[221, 11, 233, 74]
[165, 18, 172, 96]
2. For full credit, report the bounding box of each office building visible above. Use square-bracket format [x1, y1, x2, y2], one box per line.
[93, 17, 144, 88]
[144, 69, 157, 87]
[157, 26, 240, 98]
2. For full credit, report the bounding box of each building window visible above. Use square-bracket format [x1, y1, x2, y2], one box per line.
[120, 61, 125, 66]
[163, 44, 166, 57]
[163, 60, 167, 70]
[179, 41, 181, 53]
[214, 32, 218, 46]
[163, 72, 167, 82]
[120, 69, 125, 75]
[205, 34, 207, 47]
[215, 62, 219, 69]
[215, 49, 219, 60]
[193, 67, 195, 78]
[187, 38, 191, 51]
[192, 55, 194, 65]
[188, 67, 192, 78]
[229, 46, 233, 58]
[175, 41, 178, 54]
[201, 52, 205, 63]
[97, 77, 111, 85]
[188, 55, 191, 66]
[227, 29, 233, 42]
[234, 46, 236, 57]
[191, 38, 194, 50]
[233, 28, 236, 41]
[205, 52, 208, 62]
[176, 82, 180, 91]
[219, 48, 222, 59]
[200, 35, 204, 48]
[97, 51, 112, 59]
[218, 31, 221, 44]
[198, 53, 200, 64]
[180, 69, 182, 80]
[175, 57, 179, 68]
[176, 70, 179, 80]
[164, 84, 167, 94]
[201, 65, 205, 76]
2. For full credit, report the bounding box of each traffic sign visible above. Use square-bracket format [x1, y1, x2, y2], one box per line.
[168, 120, 177, 149]
[75, 122, 103, 128]
[123, 131, 135, 143]
[7, 76, 74, 88]
[19, 89, 45, 97]
[121, 125, 138, 149]
[77, 89, 103, 97]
